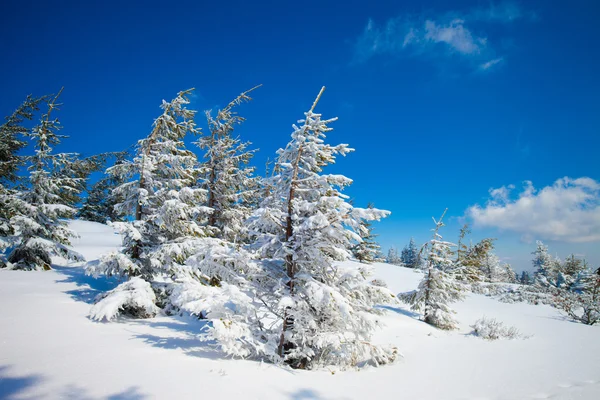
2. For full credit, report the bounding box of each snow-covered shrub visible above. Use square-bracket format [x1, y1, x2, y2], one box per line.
[471, 317, 522, 340]
[90, 278, 159, 321]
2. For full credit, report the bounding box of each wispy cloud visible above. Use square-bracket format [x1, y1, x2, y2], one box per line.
[466, 177, 600, 243]
[479, 57, 504, 71]
[353, 2, 533, 71]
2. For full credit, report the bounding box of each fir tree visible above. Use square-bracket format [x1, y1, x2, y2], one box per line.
[399, 209, 464, 330]
[247, 87, 395, 368]
[87, 89, 204, 281]
[386, 247, 401, 265]
[196, 86, 261, 243]
[352, 203, 381, 263]
[457, 238, 494, 283]
[520, 270, 533, 285]
[0, 94, 46, 240]
[400, 237, 420, 268]
[5, 89, 84, 270]
[78, 155, 129, 223]
[556, 265, 600, 325]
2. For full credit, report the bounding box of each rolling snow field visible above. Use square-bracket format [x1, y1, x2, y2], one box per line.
[0, 220, 598, 400]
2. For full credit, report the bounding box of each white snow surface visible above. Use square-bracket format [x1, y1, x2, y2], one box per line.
[0, 220, 598, 399]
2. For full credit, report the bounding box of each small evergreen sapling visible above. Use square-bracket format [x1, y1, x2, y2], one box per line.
[352, 203, 381, 263]
[399, 209, 464, 330]
[400, 237, 420, 268]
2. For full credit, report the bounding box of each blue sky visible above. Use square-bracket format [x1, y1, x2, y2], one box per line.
[1, 0, 599, 271]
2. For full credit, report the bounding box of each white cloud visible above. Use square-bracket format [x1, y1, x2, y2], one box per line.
[423, 19, 485, 54]
[353, 2, 533, 70]
[479, 57, 504, 70]
[467, 177, 600, 243]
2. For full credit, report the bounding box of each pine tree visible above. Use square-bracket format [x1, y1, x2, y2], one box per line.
[399, 209, 464, 330]
[247, 87, 395, 368]
[0, 94, 46, 241]
[556, 265, 600, 325]
[87, 89, 205, 280]
[455, 234, 494, 284]
[456, 224, 470, 264]
[5, 89, 84, 270]
[520, 270, 533, 285]
[532, 241, 562, 288]
[562, 254, 587, 290]
[400, 237, 420, 268]
[78, 156, 129, 223]
[196, 86, 261, 243]
[352, 203, 381, 263]
[386, 247, 401, 265]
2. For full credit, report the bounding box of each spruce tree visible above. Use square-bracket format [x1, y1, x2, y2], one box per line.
[87, 89, 204, 280]
[352, 203, 381, 263]
[556, 265, 600, 325]
[399, 209, 464, 330]
[0, 94, 46, 240]
[386, 247, 401, 265]
[247, 87, 395, 368]
[400, 237, 420, 268]
[5, 89, 84, 270]
[196, 86, 261, 243]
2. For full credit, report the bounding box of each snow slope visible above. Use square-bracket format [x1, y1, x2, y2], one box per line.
[0, 220, 598, 399]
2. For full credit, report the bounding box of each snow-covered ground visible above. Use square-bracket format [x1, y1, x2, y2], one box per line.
[1, 221, 598, 399]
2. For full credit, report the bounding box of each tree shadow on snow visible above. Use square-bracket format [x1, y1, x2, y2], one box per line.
[129, 317, 224, 360]
[0, 365, 146, 399]
[376, 304, 421, 319]
[52, 264, 120, 304]
[0, 365, 43, 400]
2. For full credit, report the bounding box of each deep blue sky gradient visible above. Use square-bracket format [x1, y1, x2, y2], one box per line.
[1, 0, 599, 271]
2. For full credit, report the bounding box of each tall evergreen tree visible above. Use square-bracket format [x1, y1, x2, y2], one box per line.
[400, 209, 464, 330]
[0, 94, 46, 241]
[5, 89, 84, 270]
[87, 89, 205, 281]
[78, 155, 129, 223]
[247, 87, 395, 368]
[196, 86, 261, 243]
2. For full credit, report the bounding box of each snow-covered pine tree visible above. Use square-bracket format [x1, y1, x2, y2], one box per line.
[399, 209, 464, 330]
[556, 264, 600, 325]
[400, 237, 420, 268]
[196, 86, 261, 243]
[78, 155, 129, 223]
[456, 238, 494, 284]
[5, 88, 84, 270]
[456, 224, 470, 264]
[386, 247, 401, 265]
[352, 203, 381, 263]
[561, 254, 587, 290]
[532, 241, 562, 288]
[1, 95, 47, 266]
[87, 89, 209, 319]
[55, 152, 122, 209]
[247, 87, 395, 368]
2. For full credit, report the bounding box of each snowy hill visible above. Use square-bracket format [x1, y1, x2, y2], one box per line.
[0, 220, 598, 399]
